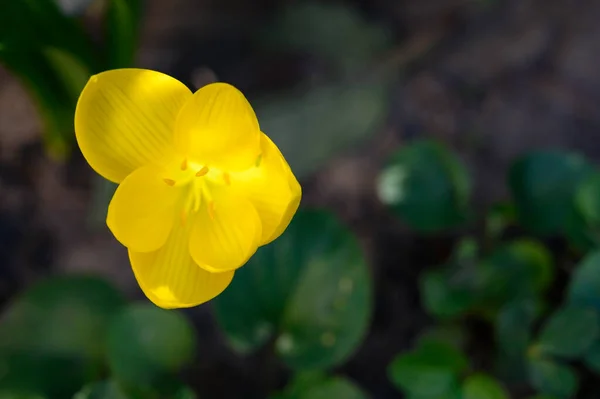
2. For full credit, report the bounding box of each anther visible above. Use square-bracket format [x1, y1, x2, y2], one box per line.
[163, 178, 176, 186]
[255, 154, 263, 167]
[180, 158, 188, 170]
[223, 172, 231, 185]
[196, 166, 209, 177]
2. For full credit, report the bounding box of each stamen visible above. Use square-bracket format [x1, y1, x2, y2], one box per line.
[196, 166, 209, 177]
[163, 178, 176, 186]
[180, 158, 188, 170]
[223, 172, 231, 185]
[207, 201, 216, 219]
[255, 153, 263, 167]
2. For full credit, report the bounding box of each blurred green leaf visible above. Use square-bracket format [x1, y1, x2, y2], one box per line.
[485, 202, 516, 241]
[74, 381, 130, 399]
[0, 48, 79, 158]
[377, 139, 471, 232]
[583, 340, 600, 374]
[417, 324, 468, 352]
[509, 150, 593, 236]
[478, 240, 553, 307]
[106, 304, 196, 386]
[462, 373, 509, 399]
[0, 275, 124, 360]
[495, 299, 539, 381]
[420, 268, 477, 319]
[537, 306, 598, 359]
[263, 2, 389, 74]
[106, 0, 142, 68]
[567, 250, 600, 311]
[214, 210, 372, 370]
[272, 373, 367, 399]
[528, 358, 578, 399]
[388, 339, 468, 397]
[44, 47, 91, 101]
[256, 78, 389, 179]
[0, 276, 124, 397]
[0, 0, 96, 66]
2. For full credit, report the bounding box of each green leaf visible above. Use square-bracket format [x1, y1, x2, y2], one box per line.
[462, 373, 509, 399]
[528, 358, 578, 399]
[298, 377, 367, 399]
[537, 306, 599, 358]
[272, 373, 367, 399]
[106, 304, 196, 386]
[478, 240, 553, 307]
[263, 2, 390, 74]
[0, 276, 125, 397]
[509, 150, 593, 236]
[388, 340, 468, 397]
[43, 46, 91, 101]
[214, 210, 372, 370]
[495, 299, 539, 381]
[377, 139, 471, 232]
[105, 0, 142, 68]
[0, 48, 78, 159]
[420, 268, 477, 319]
[583, 340, 600, 373]
[0, 0, 97, 67]
[74, 381, 130, 399]
[567, 250, 600, 311]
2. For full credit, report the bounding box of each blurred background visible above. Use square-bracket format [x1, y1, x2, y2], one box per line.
[2, 0, 600, 398]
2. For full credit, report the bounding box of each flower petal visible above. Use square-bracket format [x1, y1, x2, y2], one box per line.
[230, 133, 301, 245]
[130, 222, 234, 309]
[174, 83, 261, 171]
[107, 166, 181, 253]
[75, 69, 192, 183]
[189, 191, 262, 273]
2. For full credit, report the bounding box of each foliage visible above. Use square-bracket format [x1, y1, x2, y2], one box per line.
[0, 0, 142, 159]
[379, 142, 600, 398]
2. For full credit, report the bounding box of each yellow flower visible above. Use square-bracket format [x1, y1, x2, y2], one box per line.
[74, 69, 301, 309]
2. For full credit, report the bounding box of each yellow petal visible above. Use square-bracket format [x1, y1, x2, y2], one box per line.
[173, 83, 261, 171]
[130, 222, 234, 309]
[231, 133, 301, 245]
[75, 69, 192, 183]
[189, 191, 262, 273]
[107, 166, 181, 253]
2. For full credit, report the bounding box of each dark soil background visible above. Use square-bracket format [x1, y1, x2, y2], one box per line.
[1, 0, 600, 397]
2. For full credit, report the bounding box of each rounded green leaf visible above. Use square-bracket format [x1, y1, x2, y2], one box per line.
[509, 150, 593, 236]
[567, 251, 600, 311]
[420, 268, 477, 319]
[0, 276, 125, 397]
[377, 140, 471, 232]
[462, 374, 509, 399]
[106, 304, 195, 386]
[214, 210, 372, 370]
[388, 340, 468, 397]
[528, 358, 578, 398]
[537, 306, 599, 358]
[478, 240, 553, 307]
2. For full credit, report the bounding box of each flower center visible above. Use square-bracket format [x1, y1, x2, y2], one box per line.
[160, 157, 232, 225]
